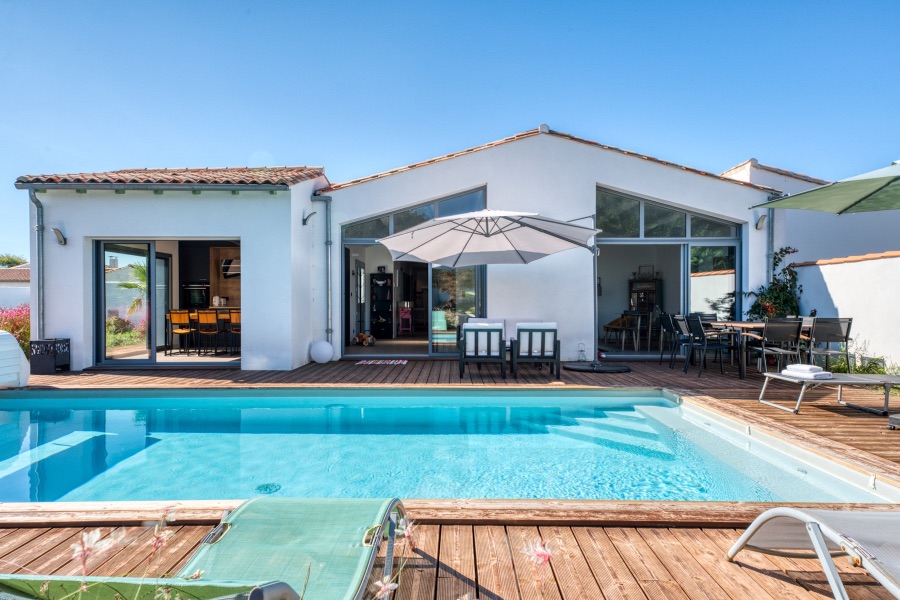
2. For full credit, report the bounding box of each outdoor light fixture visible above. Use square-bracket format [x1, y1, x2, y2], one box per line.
[50, 227, 67, 245]
[755, 214, 768, 230]
[302, 211, 317, 225]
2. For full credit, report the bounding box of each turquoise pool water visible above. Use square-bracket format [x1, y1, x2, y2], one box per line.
[0, 389, 888, 503]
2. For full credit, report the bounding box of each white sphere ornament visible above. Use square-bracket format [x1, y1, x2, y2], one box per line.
[310, 341, 334, 364]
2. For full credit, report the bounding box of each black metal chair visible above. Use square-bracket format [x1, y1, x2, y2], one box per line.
[659, 313, 690, 368]
[806, 317, 852, 371]
[747, 318, 803, 373]
[510, 324, 560, 380]
[683, 314, 733, 377]
[458, 323, 506, 380]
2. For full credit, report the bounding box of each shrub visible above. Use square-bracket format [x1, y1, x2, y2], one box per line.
[0, 303, 31, 356]
[106, 316, 133, 335]
[745, 247, 802, 319]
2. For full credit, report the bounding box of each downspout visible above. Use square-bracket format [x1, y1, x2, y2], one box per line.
[312, 194, 333, 344]
[766, 205, 774, 283]
[28, 189, 44, 340]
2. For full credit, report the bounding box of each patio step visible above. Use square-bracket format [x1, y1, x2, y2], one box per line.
[544, 423, 675, 460]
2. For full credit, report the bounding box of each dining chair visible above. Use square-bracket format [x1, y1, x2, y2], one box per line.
[806, 317, 852, 371]
[228, 309, 242, 354]
[659, 314, 690, 368]
[683, 314, 733, 377]
[747, 318, 803, 373]
[167, 310, 195, 356]
[195, 309, 223, 355]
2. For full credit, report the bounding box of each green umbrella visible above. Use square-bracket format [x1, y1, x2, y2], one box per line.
[753, 160, 900, 214]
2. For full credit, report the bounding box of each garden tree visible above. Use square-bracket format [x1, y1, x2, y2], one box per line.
[0, 254, 26, 268]
[118, 263, 148, 317]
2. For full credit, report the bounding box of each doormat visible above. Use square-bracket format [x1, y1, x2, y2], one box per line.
[355, 359, 409, 365]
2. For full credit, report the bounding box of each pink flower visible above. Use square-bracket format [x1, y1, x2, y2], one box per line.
[522, 539, 551, 566]
[70, 529, 121, 576]
[372, 577, 398, 599]
[400, 518, 417, 551]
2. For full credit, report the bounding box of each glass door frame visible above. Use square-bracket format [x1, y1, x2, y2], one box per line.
[427, 263, 486, 356]
[95, 240, 159, 366]
[683, 241, 742, 319]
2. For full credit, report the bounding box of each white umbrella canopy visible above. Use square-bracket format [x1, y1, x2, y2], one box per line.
[377, 209, 598, 267]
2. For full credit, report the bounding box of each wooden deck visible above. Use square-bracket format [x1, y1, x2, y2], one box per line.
[0, 520, 893, 599]
[4, 359, 900, 598]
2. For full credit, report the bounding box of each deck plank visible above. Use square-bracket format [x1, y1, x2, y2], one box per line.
[396, 524, 440, 600]
[506, 526, 561, 600]
[571, 527, 646, 600]
[435, 525, 477, 600]
[473, 525, 521, 600]
[537, 526, 602, 600]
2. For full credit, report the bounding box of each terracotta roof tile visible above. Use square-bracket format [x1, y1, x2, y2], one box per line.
[0, 268, 30, 282]
[690, 269, 736, 277]
[792, 250, 900, 268]
[721, 158, 830, 185]
[319, 128, 779, 194]
[17, 166, 324, 187]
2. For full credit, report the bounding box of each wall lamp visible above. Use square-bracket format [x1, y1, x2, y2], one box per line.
[50, 227, 67, 245]
[302, 211, 317, 226]
[754, 215, 768, 231]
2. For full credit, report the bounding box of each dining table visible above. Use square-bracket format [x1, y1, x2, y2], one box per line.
[710, 320, 811, 379]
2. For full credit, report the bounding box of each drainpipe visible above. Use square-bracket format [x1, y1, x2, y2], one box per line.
[28, 189, 45, 340]
[312, 194, 333, 344]
[766, 206, 775, 283]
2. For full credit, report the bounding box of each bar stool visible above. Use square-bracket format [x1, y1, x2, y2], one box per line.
[398, 307, 413, 335]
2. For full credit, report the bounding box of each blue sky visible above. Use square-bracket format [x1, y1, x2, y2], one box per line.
[2, 1, 898, 257]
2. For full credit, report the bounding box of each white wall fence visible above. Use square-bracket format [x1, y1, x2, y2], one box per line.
[796, 252, 900, 368]
[0, 286, 29, 309]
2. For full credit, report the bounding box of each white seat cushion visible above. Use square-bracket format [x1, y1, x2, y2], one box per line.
[462, 323, 503, 356]
[515, 322, 557, 357]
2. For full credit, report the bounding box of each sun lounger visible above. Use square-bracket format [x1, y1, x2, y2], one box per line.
[0, 497, 406, 600]
[727, 507, 900, 599]
[759, 371, 900, 415]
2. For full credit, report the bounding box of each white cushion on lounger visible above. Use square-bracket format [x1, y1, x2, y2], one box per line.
[462, 323, 503, 356]
[515, 322, 557, 356]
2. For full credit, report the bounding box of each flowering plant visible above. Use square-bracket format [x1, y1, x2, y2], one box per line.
[0, 303, 30, 356]
[745, 247, 802, 320]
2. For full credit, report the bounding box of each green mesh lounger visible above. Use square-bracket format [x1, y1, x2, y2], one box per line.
[0, 497, 407, 600]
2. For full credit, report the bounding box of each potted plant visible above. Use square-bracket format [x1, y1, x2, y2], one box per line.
[745, 247, 802, 320]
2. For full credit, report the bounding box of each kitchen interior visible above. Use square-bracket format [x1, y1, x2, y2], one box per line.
[162, 240, 241, 364]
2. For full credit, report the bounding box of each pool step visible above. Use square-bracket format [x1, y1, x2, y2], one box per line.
[573, 415, 660, 441]
[544, 423, 675, 460]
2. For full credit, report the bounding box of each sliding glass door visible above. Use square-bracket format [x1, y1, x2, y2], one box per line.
[430, 265, 484, 354]
[99, 242, 153, 362]
[688, 245, 738, 320]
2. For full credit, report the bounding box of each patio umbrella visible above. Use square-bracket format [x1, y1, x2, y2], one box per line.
[378, 209, 629, 373]
[377, 209, 598, 267]
[753, 160, 900, 214]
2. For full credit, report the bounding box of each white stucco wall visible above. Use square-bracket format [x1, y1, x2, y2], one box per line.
[796, 255, 900, 366]
[29, 178, 326, 371]
[0, 284, 29, 309]
[326, 132, 773, 360]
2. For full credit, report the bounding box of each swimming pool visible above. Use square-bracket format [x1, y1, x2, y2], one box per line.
[0, 388, 894, 503]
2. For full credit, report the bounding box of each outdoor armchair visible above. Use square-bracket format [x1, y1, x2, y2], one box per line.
[458, 322, 506, 380]
[510, 322, 560, 380]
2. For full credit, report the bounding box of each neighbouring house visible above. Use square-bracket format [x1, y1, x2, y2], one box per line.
[15, 126, 900, 370]
[0, 264, 30, 309]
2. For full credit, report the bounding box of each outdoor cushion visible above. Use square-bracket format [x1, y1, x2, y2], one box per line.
[462, 323, 503, 356]
[515, 322, 558, 356]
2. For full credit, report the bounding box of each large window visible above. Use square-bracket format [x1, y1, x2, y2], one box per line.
[342, 188, 486, 241]
[596, 188, 738, 239]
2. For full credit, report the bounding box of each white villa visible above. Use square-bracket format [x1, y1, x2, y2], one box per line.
[15, 126, 900, 370]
